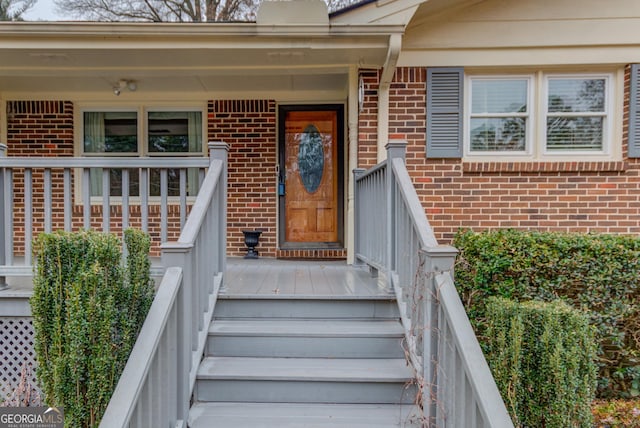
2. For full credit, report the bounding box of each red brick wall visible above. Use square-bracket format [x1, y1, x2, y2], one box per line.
[6, 100, 187, 256]
[358, 70, 380, 169]
[208, 100, 278, 257]
[359, 67, 640, 243]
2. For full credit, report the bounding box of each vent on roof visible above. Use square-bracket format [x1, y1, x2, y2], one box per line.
[257, 0, 329, 26]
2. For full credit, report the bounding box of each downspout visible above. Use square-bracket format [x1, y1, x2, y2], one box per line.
[377, 33, 402, 163]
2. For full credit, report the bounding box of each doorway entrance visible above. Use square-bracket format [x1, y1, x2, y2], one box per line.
[278, 105, 344, 249]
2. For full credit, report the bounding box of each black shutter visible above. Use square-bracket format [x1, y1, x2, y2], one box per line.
[426, 67, 464, 158]
[629, 64, 640, 158]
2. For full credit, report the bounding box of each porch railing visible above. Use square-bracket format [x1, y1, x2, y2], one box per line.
[354, 140, 514, 428]
[99, 142, 228, 428]
[0, 144, 211, 284]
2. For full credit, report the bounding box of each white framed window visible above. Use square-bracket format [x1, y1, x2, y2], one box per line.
[544, 75, 609, 153]
[468, 76, 532, 154]
[464, 71, 618, 161]
[78, 105, 205, 199]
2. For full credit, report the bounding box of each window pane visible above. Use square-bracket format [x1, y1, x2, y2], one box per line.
[149, 168, 200, 197]
[84, 112, 137, 153]
[90, 169, 139, 197]
[546, 116, 603, 150]
[548, 78, 605, 113]
[471, 79, 528, 114]
[148, 111, 202, 153]
[470, 118, 526, 151]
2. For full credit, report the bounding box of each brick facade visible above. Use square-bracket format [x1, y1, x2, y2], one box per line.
[7, 65, 638, 260]
[359, 67, 640, 243]
[208, 100, 278, 257]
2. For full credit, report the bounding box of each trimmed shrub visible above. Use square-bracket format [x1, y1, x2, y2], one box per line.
[31, 229, 154, 427]
[454, 229, 640, 397]
[485, 297, 598, 428]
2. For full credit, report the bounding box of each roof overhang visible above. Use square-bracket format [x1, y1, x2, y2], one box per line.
[0, 21, 404, 97]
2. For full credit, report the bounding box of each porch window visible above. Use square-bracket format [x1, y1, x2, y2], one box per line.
[82, 109, 204, 198]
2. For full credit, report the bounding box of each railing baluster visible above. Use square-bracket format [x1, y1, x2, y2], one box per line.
[44, 168, 52, 233]
[64, 169, 72, 231]
[24, 168, 33, 265]
[167, 305, 178, 423]
[140, 168, 149, 233]
[160, 332, 170, 426]
[180, 168, 187, 229]
[122, 169, 129, 233]
[5, 170, 13, 266]
[102, 168, 110, 233]
[161, 168, 168, 244]
[83, 168, 91, 229]
[455, 352, 466, 427]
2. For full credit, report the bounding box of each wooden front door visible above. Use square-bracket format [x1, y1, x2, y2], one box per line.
[279, 106, 343, 247]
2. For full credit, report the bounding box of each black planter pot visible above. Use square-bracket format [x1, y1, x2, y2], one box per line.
[242, 230, 262, 259]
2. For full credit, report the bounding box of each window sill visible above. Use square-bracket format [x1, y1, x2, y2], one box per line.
[462, 161, 627, 174]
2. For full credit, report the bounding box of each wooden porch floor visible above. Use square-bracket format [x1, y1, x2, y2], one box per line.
[223, 258, 390, 298]
[0, 258, 390, 298]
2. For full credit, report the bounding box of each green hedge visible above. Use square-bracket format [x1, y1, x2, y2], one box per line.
[485, 297, 597, 427]
[31, 229, 154, 427]
[453, 229, 640, 398]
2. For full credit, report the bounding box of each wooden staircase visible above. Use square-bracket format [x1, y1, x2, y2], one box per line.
[188, 291, 422, 427]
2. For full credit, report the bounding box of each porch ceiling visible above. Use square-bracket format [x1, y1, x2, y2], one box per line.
[0, 22, 398, 96]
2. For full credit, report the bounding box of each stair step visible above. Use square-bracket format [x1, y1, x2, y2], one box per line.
[215, 296, 399, 320]
[207, 319, 405, 358]
[188, 402, 424, 428]
[196, 357, 416, 404]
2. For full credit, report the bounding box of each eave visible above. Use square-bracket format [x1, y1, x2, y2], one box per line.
[0, 21, 404, 97]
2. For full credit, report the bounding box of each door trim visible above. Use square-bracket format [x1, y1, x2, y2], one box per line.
[278, 104, 345, 250]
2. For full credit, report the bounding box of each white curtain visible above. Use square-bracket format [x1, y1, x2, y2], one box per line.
[84, 112, 105, 196]
[187, 112, 202, 195]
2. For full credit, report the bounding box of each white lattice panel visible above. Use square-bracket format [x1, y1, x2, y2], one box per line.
[0, 317, 39, 401]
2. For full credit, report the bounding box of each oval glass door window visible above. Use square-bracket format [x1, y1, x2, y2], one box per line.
[298, 124, 324, 193]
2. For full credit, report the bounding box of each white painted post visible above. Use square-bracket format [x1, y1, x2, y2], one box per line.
[160, 245, 193, 425]
[208, 142, 229, 285]
[422, 245, 458, 424]
[352, 168, 365, 266]
[385, 140, 407, 292]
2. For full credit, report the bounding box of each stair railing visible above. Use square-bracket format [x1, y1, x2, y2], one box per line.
[354, 140, 513, 427]
[99, 142, 228, 428]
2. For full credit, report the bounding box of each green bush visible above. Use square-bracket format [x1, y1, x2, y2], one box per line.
[453, 229, 640, 397]
[31, 229, 154, 427]
[485, 297, 598, 427]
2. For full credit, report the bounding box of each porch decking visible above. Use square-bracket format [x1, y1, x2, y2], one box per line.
[224, 258, 390, 297]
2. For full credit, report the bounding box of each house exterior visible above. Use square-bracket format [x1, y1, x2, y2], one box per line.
[2, 1, 639, 423]
[0, 0, 639, 263]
